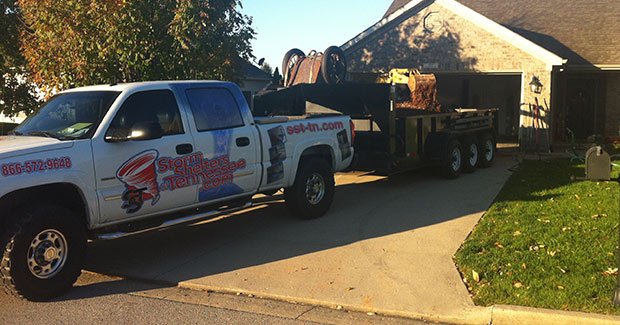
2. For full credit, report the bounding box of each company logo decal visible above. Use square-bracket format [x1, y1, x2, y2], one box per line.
[116, 150, 160, 213]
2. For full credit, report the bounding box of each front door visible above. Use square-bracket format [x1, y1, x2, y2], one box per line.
[566, 79, 596, 139]
[92, 89, 197, 223]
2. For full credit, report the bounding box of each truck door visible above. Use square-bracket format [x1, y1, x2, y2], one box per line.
[92, 89, 197, 223]
[183, 87, 261, 203]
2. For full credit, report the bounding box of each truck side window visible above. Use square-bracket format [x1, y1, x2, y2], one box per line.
[106, 89, 184, 139]
[185, 88, 244, 132]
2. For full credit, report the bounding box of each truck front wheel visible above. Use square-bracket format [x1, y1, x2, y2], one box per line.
[285, 158, 335, 219]
[1, 205, 86, 301]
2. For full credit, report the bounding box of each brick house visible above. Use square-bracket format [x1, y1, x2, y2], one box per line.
[342, 0, 620, 148]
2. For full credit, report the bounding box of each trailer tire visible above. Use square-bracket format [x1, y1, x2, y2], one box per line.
[440, 139, 463, 179]
[462, 136, 479, 173]
[282, 48, 305, 86]
[284, 158, 335, 219]
[478, 132, 496, 168]
[321, 46, 347, 85]
[1, 205, 86, 301]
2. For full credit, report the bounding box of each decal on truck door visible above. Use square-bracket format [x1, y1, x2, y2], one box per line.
[197, 129, 244, 202]
[116, 131, 247, 213]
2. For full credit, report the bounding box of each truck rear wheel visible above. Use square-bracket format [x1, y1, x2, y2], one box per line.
[284, 158, 335, 219]
[478, 132, 496, 168]
[462, 136, 479, 173]
[441, 139, 463, 179]
[1, 205, 86, 301]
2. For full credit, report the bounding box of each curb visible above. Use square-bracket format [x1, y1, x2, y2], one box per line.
[178, 281, 492, 325]
[491, 304, 620, 325]
[178, 281, 620, 325]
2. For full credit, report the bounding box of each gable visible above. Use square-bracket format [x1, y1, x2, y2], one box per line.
[384, 0, 620, 66]
[344, 0, 562, 73]
[345, 0, 562, 73]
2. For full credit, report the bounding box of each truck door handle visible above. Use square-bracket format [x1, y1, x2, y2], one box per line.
[176, 143, 193, 155]
[236, 137, 250, 147]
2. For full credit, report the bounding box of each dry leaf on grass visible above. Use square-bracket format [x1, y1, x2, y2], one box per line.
[472, 270, 480, 282]
[513, 282, 523, 288]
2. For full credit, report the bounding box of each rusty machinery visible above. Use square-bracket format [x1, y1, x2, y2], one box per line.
[282, 46, 347, 87]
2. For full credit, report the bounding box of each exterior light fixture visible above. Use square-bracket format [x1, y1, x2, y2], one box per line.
[529, 76, 543, 94]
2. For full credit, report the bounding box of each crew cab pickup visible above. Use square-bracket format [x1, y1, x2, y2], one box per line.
[0, 81, 354, 301]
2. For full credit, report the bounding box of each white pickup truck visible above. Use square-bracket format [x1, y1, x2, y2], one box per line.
[0, 80, 354, 301]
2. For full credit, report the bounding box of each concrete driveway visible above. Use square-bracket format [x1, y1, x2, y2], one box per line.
[86, 155, 513, 324]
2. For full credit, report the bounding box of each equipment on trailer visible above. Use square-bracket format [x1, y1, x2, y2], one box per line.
[282, 46, 347, 87]
[377, 68, 441, 112]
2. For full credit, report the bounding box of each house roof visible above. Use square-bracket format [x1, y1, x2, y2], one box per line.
[383, 0, 620, 66]
[235, 59, 272, 81]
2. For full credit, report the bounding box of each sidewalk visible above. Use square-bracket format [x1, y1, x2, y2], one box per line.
[85, 154, 620, 324]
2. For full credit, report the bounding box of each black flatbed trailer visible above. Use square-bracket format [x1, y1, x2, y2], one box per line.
[254, 83, 497, 178]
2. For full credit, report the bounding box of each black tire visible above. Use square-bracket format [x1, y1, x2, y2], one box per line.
[321, 46, 347, 85]
[282, 48, 304, 87]
[440, 139, 463, 179]
[1, 205, 86, 301]
[478, 132, 496, 168]
[284, 158, 335, 219]
[462, 136, 479, 173]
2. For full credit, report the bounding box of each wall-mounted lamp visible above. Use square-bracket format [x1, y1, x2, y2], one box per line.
[529, 76, 543, 94]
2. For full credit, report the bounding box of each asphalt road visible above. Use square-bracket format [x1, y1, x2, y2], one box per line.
[0, 272, 439, 325]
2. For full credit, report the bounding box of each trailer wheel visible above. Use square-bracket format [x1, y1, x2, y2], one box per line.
[462, 137, 479, 173]
[441, 139, 463, 179]
[321, 46, 347, 85]
[284, 158, 335, 219]
[478, 132, 496, 168]
[282, 48, 304, 87]
[1, 205, 86, 301]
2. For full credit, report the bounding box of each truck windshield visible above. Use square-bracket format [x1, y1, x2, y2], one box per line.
[14, 91, 120, 140]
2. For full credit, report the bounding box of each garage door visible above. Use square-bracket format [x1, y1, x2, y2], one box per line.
[434, 74, 521, 140]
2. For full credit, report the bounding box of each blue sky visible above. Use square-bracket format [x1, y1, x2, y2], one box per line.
[240, 0, 393, 72]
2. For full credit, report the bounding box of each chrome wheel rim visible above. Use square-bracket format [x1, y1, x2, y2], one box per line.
[485, 139, 494, 161]
[305, 173, 325, 205]
[451, 147, 462, 171]
[27, 229, 68, 279]
[469, 143, 478, 166]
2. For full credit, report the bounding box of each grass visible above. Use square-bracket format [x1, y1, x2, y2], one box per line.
[454, 158, 620, 315]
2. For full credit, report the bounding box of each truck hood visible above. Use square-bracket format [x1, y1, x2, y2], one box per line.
[0, 136, 75, 160]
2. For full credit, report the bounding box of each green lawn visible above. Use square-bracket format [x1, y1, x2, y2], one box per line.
[454, 159, 620, 314]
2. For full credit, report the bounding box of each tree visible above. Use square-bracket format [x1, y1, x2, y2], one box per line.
[261, 62, 273, 76]
[18, 0, 255, 95]
[272, 67, 282, 86]
[0, 0, 40, 117]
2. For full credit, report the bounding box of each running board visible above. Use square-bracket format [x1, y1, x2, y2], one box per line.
[94, 201, 253, 241]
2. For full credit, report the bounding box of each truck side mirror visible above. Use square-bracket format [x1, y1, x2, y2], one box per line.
[585, 146, 611, 181]
[128, 122, 164, 141]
